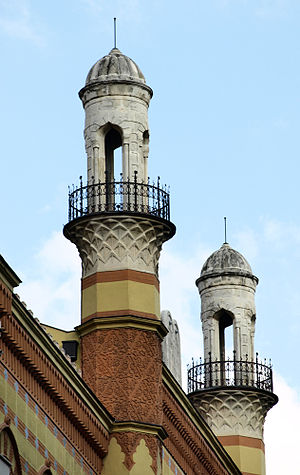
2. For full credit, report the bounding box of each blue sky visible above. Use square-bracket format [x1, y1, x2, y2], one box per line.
[1, 1, 300, 473]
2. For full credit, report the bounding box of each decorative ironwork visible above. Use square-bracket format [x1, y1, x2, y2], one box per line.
[67, 172, 170, 222]
[187, 351, 274, 393]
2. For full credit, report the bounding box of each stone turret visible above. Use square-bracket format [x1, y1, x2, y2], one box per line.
[64, 48, 175, 473]
[79, 47, 152, 184]
[188, 243, 278, 475]
[197, 242, 258, 362]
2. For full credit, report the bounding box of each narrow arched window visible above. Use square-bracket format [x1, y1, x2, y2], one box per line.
[215, 309, 233, 361]
[0, 427, 22, 475]
[105, 127, 122, 181]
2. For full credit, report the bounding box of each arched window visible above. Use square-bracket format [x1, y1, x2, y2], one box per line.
[214, 309, 233, 361]
[0, 427, 22, 475]
[38, 464, 52, 475]
[105, 127, 122, 181]
[142, 130, 149, 181]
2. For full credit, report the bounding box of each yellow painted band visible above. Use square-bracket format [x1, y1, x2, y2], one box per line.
[223, 445, 266, 475]
[82, 280, 160, 320]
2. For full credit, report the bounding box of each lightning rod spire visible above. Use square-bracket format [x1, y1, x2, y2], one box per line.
[114, 17, 117, 49]
[224, 216, 227, 244]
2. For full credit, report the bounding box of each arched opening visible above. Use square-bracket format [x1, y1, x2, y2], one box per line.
[143, 130, 149, 181]
[213, 309, 234, 386]
[105, 127, 122, 182]
[0, 427, 22, 475]
[250, 314, 256, 359]
[215, 309, 233, 361]
[38, 466, 52, 475]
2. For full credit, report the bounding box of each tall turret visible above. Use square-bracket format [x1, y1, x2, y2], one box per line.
[188, 243, 278, 475]
[64, 48, 175, 473]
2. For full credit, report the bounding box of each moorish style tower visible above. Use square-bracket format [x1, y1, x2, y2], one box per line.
[63, 48, 175, 472]
[188, 243, 278, 475]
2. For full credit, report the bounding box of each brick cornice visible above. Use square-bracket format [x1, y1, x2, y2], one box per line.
[162, 364, 241, 475]
[77, 314, 168, 340]
[1, 302, 115, 470]
[0, 282, 12, 316]
[0, 255, 21, 291]
[2, 325, 108, 456]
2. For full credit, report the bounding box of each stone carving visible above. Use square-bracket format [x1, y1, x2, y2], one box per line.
[161, 310, 182, 386]
[190, 389, 276, 439]
[65, 215, 172, 278]
[81, 327, 162, 423]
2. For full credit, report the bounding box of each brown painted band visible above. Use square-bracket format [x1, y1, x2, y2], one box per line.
[82, 310, 158, 323]
[82, 270, 160, 292]
[218, 435, 265, 452]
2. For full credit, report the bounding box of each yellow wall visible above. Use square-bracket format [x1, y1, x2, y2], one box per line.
[224, 444, 265, 475]
[0, 363, 92, 474]
[102, 437, 155, 475]
[42, 325, 81, 369]
[82, 280, 160, 320]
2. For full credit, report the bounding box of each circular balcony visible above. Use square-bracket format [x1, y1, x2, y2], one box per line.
[187, 352, 274, 393]
[67, 172, 171, 222]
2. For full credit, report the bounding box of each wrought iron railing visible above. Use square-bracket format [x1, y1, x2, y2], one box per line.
[187, 352, 274, 393]
[67, 172, 170, 222]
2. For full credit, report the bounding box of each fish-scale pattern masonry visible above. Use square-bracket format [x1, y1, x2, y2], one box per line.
[190, 389, 276, 439]
[65, 215, 172, 278]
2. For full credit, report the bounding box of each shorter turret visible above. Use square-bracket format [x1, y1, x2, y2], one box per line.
[197, 242, 258, 362]
[188, 242, 278, 475]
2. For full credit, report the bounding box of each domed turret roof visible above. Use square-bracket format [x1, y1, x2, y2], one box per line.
[85, 48, 146, 86]
[200, 243, 253, 278]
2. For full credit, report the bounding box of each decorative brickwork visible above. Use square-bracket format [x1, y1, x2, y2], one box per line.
[162, 384, 236, 475]
[82, 327, 162, 423]
[0, 282, 12, 316]
[1, 308, 111, 474]
[0, 364, 98, 475]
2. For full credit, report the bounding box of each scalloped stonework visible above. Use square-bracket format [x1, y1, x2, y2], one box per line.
[65, 215, 172, 278]
[189, 389, 276, 439]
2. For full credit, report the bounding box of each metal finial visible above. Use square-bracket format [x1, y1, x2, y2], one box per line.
[114, 17, 117, 48]
[224, 216, 227, 244]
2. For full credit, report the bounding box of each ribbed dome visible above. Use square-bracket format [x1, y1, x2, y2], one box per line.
[200, 243, 253, 278]
[85, 48, 146, 86]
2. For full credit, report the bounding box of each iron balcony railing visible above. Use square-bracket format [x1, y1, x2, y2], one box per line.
[187, 352, 274, 393]
[67, 172, 170, 222]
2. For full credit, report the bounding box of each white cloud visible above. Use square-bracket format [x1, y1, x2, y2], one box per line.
[233, 227, 259, 262]
[265, 372, 300, 474]
[159, 243, 212, 388]
[0, 0, 44, 45]
[262, 218, 300, 254]
[18, 231, 81, 329]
